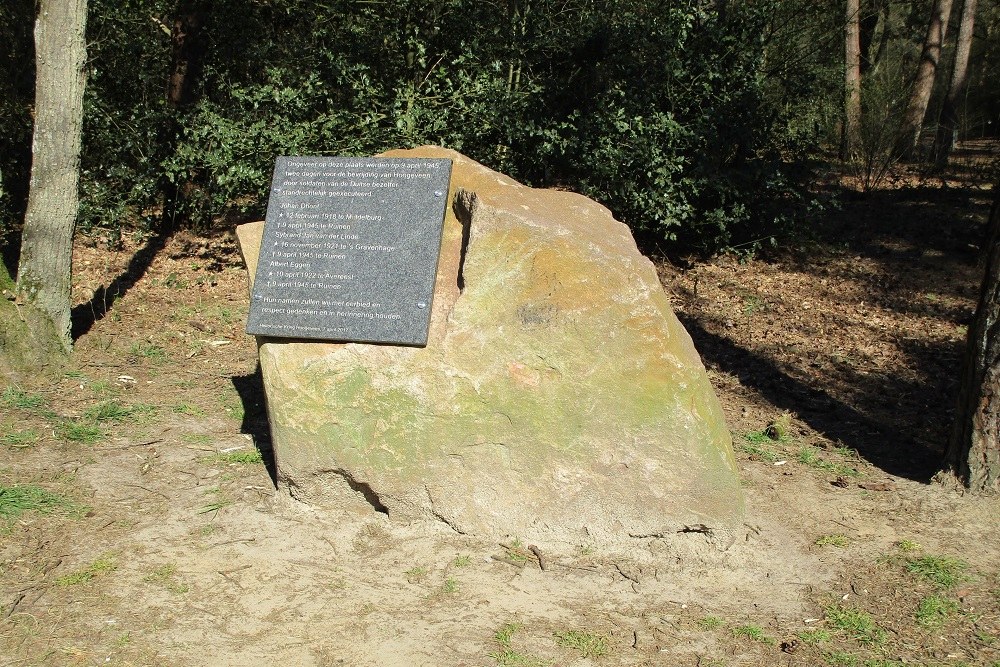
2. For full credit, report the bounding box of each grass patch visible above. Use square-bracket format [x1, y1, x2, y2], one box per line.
[0, 484, 82, 519]
[915, 594, 959, 628]
[441, 577, 459, 594]
[739, 431, 783, 461]
[1, 386, 45, 410]
[896, 540, 921, 552]
[815, 534, 850, 547]
[491, 622, 549, 667]
[453, 554, 472, 567]
[173, 403, 206, 416]
[57, 420, 103, 444]
[798, 628, 832, 644]
[798, 446, 860, 477]
[553, 629, 609, 657]
[731, 624, 775, 645]
[197, 487, 231, 514]
[83, 400, 155, 423]
[129, 341, 166, 362]
[905, 555, 968, 589]
[823, 652, 859, 666]
[824, 604, 887, 646]
[2, 428, 39, 449]
[56, 555, 117, 586]
[698, 615, 725, 630]
[209, 449, 263, 465]
[144, 563, 189, 594]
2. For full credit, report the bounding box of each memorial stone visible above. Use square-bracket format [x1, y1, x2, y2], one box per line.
[246, 156, 452, 346]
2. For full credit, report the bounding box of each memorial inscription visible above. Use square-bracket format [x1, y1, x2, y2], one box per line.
[246, 156, 452, 346]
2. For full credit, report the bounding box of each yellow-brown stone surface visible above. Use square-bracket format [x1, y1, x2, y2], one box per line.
[238, 147, 743, 547]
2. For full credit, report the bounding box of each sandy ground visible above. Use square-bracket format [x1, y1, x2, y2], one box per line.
[3, 148, 1000, 666]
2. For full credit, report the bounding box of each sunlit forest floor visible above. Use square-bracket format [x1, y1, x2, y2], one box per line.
[2, 142, 999, 666]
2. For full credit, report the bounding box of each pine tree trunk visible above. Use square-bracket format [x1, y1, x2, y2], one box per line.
[897, 0, 955, 159]
[844, 0, 863, 160]
[16, 0, 89, 350]
[933, 0, 977, 168]
[940, 192, 1000, 494]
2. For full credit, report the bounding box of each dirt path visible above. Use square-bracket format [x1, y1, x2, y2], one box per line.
[2, 149, 1000, 666]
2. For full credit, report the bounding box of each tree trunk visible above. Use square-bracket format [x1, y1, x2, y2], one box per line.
[161, 1, 206, 231]
[16, 0, 89, 350]
[933, 0, 977, 168]
[940, 191, 1000, 494]
[843, 0, 863, 160]
[897, 0, 955, 159]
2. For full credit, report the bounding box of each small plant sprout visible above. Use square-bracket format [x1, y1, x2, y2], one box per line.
[453, 554, 472, 567]
[896, 539, 921, 552]
[815, 534, 850, 547]
[442, 577, 459, 594]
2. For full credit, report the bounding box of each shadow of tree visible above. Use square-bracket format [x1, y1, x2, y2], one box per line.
[70, 233, 171, 340]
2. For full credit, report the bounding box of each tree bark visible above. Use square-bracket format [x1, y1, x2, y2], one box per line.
[940, 190, 1000, 494]
[897, 0, 955, 159]
[933, 0, 977, 168]
[161, 1, 206, 231]
[16, 0, 89, 350]
[843, 0, 863, 160]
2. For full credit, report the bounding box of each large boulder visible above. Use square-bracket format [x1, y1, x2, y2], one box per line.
[238, 147, 743, 547]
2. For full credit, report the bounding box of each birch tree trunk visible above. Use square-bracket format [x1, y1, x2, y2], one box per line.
[897, 0, 955, 159]
[16, 0, 89, 350]
[844, 0, 863, 160]
[939, 192, 1000, 494]
[933, 0, 977, 168]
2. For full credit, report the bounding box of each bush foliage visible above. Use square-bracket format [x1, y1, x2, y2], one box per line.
[0, 1, 863, 253]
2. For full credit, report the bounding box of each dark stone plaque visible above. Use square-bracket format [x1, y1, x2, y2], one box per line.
[246, 156, 452, 346]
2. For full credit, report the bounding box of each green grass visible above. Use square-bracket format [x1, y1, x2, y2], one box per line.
[83, 400, 155, 423]
[731, 624, 775, 645]
[905, 555, 968, 589]
[554, 629, 609, 657]
[172, 403, 206, 416]
[58, 420, 103, 444]
[491, 622, 550, 667]
[798, 628, 832, 644]
[1, 428, 39, 449]
[129, 341, 167, 361]
[441, 577, 459, 594]
[798, 446, 861, 476]
[823, 652, 859, 666]
[453, 554, 472, 567]
[56, 555, 117, 586]
[915, 594, 959, 627]
[698, 615, 725, 630]
[824, 604, 887, 646]
[815, 534, 850, 547]
[144, 563, 189, 594]
[739, 431, 783, 461]
[209, 449, 263, 465]
[0, 484, 82, 519]
[197, 487, 231, 514]
[1, 386, 45, 410]
[896, 540, 921, 552]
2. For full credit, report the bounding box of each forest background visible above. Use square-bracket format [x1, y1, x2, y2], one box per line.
[2, 0, 998, 256]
